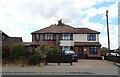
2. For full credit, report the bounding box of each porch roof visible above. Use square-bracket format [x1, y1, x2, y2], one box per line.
[74, 42, 101, 46]
[23, 42, 39, 46]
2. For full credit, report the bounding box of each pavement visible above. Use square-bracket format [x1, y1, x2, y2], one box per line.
[1, 59, 119, 75]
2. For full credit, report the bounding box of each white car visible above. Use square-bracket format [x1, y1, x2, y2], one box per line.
[106, 52, 120, 56]
[64, 50, 78, 62]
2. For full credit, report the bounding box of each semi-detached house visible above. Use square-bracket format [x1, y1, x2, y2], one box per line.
[31, 20, 102, 58]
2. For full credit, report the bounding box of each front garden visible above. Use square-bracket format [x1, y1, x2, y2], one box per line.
[2, 42, 57, 67]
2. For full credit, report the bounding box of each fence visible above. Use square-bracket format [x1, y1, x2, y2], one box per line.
[104, 56, 120, 63]
[46, 54, 72, 65]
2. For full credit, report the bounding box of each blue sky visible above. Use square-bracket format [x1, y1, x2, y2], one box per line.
[0, 0, 119, 49]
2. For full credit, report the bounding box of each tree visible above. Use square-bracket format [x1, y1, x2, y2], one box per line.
[10, 43, 26, 60]
[47, 45, 57, 55]
[101, 47, 109, 56]
[35, 42, 57, 58]
[35, 42, 49, 58]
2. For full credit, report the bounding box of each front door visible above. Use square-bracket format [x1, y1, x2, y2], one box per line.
[78, 47, 83, 59]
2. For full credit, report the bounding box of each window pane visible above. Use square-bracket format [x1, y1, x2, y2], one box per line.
[90, 46, 97, 54]
[61, 34, 72, 40]
[44, 34, 55, 40]
[87, 34, 96, 41]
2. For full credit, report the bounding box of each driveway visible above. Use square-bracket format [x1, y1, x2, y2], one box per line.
[1, 59, 119, 75]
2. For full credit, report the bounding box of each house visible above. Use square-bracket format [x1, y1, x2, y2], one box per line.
[23, 42, 39, 53]
[1, 30, 22, 47]
[1, 30, 22, 58]
[31, 20, 102, 58]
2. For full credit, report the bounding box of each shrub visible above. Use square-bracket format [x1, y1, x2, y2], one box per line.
[10, 43, 26, 60]
[47, 45, 57, 55]
[27, 54, 41, 65]
[2, 46, 10, 59]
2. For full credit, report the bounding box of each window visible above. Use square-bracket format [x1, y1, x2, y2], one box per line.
[44, 34, 55, 40]
[36, 34, 39, 41]
[89, 46, 97, 54]
[61, 34, 73, 40]
[61, 46, 73, 53]
[87, 34, 96, 41]
[32, 34, 35, 41]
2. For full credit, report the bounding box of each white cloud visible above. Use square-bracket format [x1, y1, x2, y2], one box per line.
[86, 8, 97, 18]
[0, 0, 119, 49]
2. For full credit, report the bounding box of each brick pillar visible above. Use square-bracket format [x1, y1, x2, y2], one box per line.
[56, 34, 60, 54]
[74, 46, 78, 55]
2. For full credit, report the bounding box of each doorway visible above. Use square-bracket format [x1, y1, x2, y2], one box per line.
[78, 47, 84, 59]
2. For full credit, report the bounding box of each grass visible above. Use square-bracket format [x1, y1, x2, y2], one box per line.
[2, 59, 46, 67]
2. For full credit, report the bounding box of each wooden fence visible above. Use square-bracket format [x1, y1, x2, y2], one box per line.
[104, 56, 120, 63]
[46, 54, 72, 65]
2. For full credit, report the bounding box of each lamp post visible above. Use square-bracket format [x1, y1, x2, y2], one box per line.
[106, 10, 110, 55]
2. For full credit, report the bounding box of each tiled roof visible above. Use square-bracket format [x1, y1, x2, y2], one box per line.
[31, 24, 100, 34]
[74, 42, 101, 46]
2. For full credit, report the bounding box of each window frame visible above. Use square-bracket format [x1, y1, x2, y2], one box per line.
[87, 34, 96, 41]
[89, 46, 97, 54]
[44, 34, 55, 40]
[60, 34, 73, 40]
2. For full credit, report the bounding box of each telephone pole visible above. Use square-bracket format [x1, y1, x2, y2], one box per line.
[106, 10, 110, 55]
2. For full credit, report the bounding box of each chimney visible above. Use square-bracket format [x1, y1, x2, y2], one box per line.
[58, 19, 63, 26]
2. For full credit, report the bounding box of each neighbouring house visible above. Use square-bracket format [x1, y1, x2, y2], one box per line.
[1, 30, 22, 58]
[23, 42, 39, 53]
[31, 20, 102, 58]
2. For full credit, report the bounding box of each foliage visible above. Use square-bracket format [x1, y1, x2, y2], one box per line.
[35, 42, 49, 58]
[101, 47, 109, 56]
[2, 46, 10, 59]
[47, 45, 57, 55]
[10, 43, 26, 60]
[26, 54, 41, 65]
[35, 42, 57, 58]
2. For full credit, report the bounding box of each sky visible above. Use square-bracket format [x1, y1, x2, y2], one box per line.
[0, 0, 119, 50]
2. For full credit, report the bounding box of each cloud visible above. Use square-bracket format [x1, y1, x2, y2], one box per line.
[0, 0, 119, 49]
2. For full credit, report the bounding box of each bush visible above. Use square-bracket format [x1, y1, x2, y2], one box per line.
[2, 46, 10, 59]
[26, 42, 57, 65]
[27, 54, 41, 65]
[10, 43, 26, 60]
[101, 47, 109, 56]
[47, 45, 57, 55]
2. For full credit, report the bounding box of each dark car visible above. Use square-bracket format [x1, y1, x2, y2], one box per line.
[64, 50, 78, 62]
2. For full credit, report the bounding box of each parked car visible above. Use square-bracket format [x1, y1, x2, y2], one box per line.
[64, 50, 78, 62]
[106, 52, 120, 56]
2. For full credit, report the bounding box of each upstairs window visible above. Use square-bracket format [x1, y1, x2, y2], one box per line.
[87, 34, 96, 41]
[32, 34, 40, 41]
[60, 34, 73, 40]
[89, 46, 97, 54]
[44, 34, 55, 40]
[36, 34, 39, 41]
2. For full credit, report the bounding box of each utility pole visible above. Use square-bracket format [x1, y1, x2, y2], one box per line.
[106, 10, 110, 55]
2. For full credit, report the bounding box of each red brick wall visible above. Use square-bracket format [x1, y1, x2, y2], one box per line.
[85, 46, 101, 57]
[43, 40, 55, 45]
[74, 46, 78, 55]
[74, 46, 101, 58]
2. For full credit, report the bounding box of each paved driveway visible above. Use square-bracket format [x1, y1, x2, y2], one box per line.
[1, 59, 119, 75]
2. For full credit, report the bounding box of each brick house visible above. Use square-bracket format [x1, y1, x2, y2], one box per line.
[31, 20, 102, 58]
[1, 30, 22, 58]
